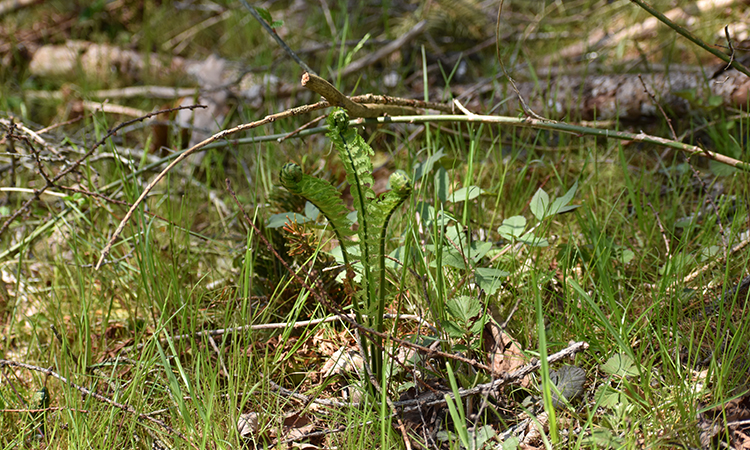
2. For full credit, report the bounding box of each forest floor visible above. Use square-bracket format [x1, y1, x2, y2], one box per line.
[1, 1, 750, 449]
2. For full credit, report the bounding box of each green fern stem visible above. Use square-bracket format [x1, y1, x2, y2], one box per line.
[376, 172, 412, 333]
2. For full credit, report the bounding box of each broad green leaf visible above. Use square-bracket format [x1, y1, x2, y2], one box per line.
[304, 201, 319, 220]
[517, 232, 548, 247]
[475, 267, 509, 296]
[600, 353, 638, 377]
[502, 436, 519, 450]
[618, 249, 635, 264]
[556, 204, 582, 214]
[266, 212, 311, 228]
[445, 295, 481, 323]
[594, 384, 628, 408]
[581, 429, 624, 448]
[428, 241, 492, 270]
[467, 425, 496, 450]
[430, 247, 468, 270]
[548, 181, 579, 216]
[443, 321, 466, 339]
[497, 215, 526, 239]
[448, 186, 485, 203]
[469, 241, 493, 261]
[530, 188, 550, 221]
[386, 246, 408, 270]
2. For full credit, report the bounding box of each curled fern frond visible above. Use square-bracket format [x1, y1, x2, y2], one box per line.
[280, 162, 303, 186]
[388, 170, 412, 198]
[279, 163, 354, 264]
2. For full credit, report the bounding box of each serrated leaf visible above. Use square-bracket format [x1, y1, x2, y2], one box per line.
[497, 215, 526, 239]
[266, 212, 312, 228]
[445, 295, 481, 323]
[442, 321, 466, 339]
[600, 353, 638, 377]
[448, 186, 484, 203]
[530, 188, 550, 221]
[271, 20, 284, 28]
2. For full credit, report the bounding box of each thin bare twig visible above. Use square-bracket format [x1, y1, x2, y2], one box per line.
[0, 105, 206, 238]
[723, 25, 736, 73]
[683, 232, 750, 285]
[629, 0, 750, 78]
[237, 0, 315, 75]
[302, 72, 419, 117]
[395, 341, 589, 411]
[95, 100, 329, 269]
[646, 200, 671, 256]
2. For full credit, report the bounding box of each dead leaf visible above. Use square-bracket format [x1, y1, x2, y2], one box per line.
[320, 348, 363, 378]
[237, 412, 260, 438]
[484, 321, 529, 386]
[699, 393, 750, 449]
[282, 412, 316, 441]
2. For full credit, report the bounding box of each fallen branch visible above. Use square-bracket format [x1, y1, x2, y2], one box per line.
[358, 114, 750, 172]
[302, 72, 422, 117]
[395, 340, 590, 412]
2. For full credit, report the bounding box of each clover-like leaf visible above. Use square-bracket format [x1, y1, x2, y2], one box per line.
[266, 212, 312, 229]
[445, 295, 481, 323]
[530, 188, 550, 221]
[497, 215, 526, 240]
[601, 353, 639, 377]
[448, 186, 485, 203]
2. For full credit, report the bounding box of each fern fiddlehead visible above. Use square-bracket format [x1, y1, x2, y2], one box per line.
[279, 162, 354, 269]
[280, 110, 412, 382]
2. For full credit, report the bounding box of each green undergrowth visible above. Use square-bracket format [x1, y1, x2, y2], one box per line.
[2, 0, 750, 449]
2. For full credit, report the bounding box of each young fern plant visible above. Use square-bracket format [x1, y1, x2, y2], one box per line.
[279, 109, 412, 380]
